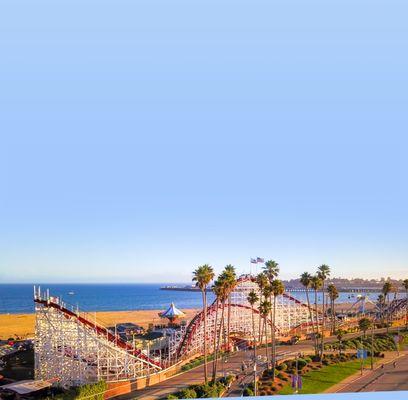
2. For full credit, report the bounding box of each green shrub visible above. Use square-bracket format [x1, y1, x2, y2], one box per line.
[74, 381, 107, 399]
[167, 395, 179, 399]
[277, 372, 287, 380]
[179, 388, 197, 399]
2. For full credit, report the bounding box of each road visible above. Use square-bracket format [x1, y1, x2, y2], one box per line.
[337, 351, 408, 393]
[116, 344, 310, 400]
[116, 326, 403, 399]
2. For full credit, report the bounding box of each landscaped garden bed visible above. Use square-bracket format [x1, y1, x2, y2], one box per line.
[165, 375, 234, 399]
[243, 353, 377, 396]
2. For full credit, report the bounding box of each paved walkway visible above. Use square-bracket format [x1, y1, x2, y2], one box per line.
[116, 327, 404, 399]
[116, 345, 310, 400]
[327, 349, 408, 393]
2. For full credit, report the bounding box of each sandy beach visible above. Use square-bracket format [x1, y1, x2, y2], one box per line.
[0, 301, 373, 340]
[0, 309, 199, 340]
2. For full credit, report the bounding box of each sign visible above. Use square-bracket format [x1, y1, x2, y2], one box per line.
[291, 374, 302, 390]
[357, 349, 367, 359]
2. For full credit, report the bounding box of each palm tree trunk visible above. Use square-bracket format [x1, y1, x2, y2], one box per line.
[251, 308, 257, 396]
[213, 299, 225, 381]
[272, 295, 277, 381]
[227, 295, 231, 352]
[212, 299, 219, 382]
[263, 317, 269, 362]
[306, 288, 318, 355]
[320, 283, 325, 359]
[406, 289, 408, 330]
[269, 294, 273, 367]
[314, 289, 319, 356]
[202, 290, 208, 383]
[258, 293, 263, 343]
[305, 288, 315, 339]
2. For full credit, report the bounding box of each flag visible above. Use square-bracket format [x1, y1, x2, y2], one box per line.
[250, 258, 257, 264]
[256, 257, 264, 263]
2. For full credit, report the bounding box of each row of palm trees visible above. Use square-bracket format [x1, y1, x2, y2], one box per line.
[193, 260, 285, 384]
[255, 260, 285, 380]
[299, 265, 331, 359]
[193, 262, 408, 385]
[192, 263, 238, 383]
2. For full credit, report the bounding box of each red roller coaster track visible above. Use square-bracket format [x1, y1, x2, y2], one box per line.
[34, 298, 163, 369]
[176, 277, 315, 358]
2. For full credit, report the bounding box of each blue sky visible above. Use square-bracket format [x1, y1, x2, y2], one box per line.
[1, 0, 407, 283]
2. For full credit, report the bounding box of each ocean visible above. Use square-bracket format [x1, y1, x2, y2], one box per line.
[0, 284, 398, 314]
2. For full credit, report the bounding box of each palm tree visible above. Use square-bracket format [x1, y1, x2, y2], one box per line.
[247, 289, 259, 396]
[263, 260, 280, 283]
[327, 283, 339, 335]
[317, 264, 331, 358]
[358, 317, 372, 338]
[263, 260, 279, 368]
[259, 298, 271, 363]
[377, 294, 386, 326]
[382, 280, 394, 332]
[271, 279, 285, 380]
[335, 329, 346, 355]
[224, 265, 237, 352]
[310, 275, 323, 356]
[256, 273, 268, 343]
[403, 279, 408, 329]
[212, 270, 231, 382]
[211, 276, 226, 382]
[262, 284, 273, 362]
[192, 264, 214, 383]
[300, 272, 315, 340]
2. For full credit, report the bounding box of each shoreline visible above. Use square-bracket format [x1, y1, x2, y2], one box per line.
[0, 309, 200, 340]
[0, 301, 373, 340]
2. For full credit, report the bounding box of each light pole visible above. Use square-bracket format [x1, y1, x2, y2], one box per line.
[253, 354, 257, 396]
[293, 352, 301, 394]
[359, 333, 364, 376]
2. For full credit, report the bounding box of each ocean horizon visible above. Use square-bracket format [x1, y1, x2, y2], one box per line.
[0, 283, 400, 315]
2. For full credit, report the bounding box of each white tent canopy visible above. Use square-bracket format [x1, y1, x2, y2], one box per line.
[159, 302, 186, 320]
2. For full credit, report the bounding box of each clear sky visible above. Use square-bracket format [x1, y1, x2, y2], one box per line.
[0, 0, 407, 283]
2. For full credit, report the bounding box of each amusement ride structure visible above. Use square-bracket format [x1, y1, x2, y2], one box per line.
[33, 276, 407, 388]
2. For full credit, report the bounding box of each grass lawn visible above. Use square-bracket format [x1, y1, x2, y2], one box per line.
[278, 359, 375, 395]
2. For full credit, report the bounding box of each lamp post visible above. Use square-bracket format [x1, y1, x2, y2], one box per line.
[253, 361, 257, 396]
[293, 352, 302, 394]
[359, 334, 364, 376]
